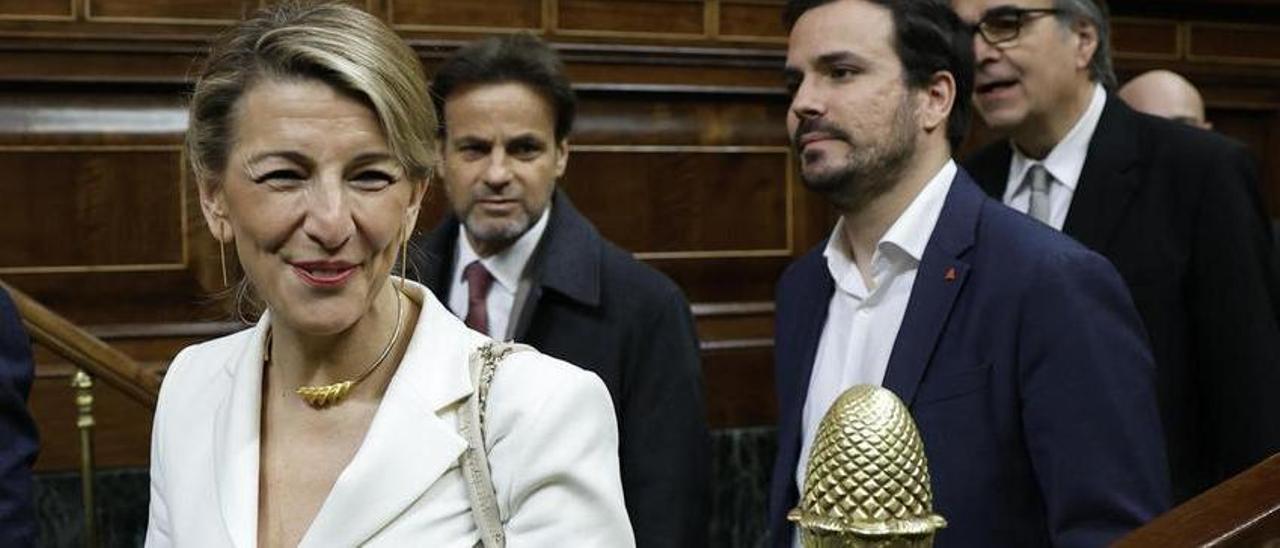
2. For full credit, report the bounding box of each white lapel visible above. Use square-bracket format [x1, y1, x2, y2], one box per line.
[212, 317, 270, 548]
[300, 281, 479, 547]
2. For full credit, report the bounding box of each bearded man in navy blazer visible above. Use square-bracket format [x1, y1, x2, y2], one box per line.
[767, 1, 1169, 546]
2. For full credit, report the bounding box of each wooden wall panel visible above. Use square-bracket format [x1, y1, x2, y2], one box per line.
[574, 92, 789, 146]
[557, 0, 705, 37]
[87, 0, 257, 22]
[0, 0, 72, 19]
[390, 0, 543, 31]
[0, 148, 185, 272]
[561, 148, 791, 257]
[719, 0, 786, 41]
[703, 344, 775, 428]
[1112, 18, 1181, 59]
[1189, 23, 1280, 64]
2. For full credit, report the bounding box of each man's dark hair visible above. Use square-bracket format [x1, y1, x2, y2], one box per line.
[430, 34, 576, 140]
[784, 0, 975, 150]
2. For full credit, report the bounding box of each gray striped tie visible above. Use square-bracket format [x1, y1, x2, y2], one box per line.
[1025, 164, 1052, 224]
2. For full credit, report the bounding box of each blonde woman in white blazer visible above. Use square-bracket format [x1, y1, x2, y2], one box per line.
[145, 3, 633, 546]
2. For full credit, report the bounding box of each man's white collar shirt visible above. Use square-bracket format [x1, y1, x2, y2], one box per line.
[448, 202, 551, 340]
[1003, 83, 1106, 230]
[794, 160, 957, 547]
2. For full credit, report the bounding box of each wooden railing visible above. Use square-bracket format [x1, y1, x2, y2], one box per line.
[0, 280, 160, 409]
[1116, 454, 1280, 547]
[2, 279, 164, 546]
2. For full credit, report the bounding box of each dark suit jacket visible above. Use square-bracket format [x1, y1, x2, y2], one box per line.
[965, 97, 1280, 501]
[768, 171, 1170, 547]
[0, 289, 38, 546]
[413, 190, 711, 547]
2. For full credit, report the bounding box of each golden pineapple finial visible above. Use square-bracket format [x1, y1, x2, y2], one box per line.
[788, 385, 946, 547]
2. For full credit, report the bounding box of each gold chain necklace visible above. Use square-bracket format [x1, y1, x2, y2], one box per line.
[265, 288, 406, 409]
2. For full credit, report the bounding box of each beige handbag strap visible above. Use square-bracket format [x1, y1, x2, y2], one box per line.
[461, 341, 532, 548]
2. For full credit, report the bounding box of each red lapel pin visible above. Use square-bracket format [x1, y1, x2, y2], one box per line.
[944, 267, 957, 282]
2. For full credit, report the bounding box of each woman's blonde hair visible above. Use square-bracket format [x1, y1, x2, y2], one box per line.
[187, 1, 436, 188]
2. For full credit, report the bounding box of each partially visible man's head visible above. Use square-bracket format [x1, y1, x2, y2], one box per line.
[1118, 70, 1211, 129]
[954, 0, 1114, 136]
[784, 0, 973, 211]
[431, 35, 574, 257]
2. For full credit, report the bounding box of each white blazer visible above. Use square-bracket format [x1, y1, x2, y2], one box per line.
[145, 280, 635, 547]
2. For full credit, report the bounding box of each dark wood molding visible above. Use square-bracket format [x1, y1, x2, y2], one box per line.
[1116, 453, 1280, 547]
[2, 280, 159, 408]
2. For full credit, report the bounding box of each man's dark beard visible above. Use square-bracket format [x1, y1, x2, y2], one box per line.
[795, 98, 917, 214]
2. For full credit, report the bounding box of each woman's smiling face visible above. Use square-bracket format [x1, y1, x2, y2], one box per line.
[201, 77, 423, 335]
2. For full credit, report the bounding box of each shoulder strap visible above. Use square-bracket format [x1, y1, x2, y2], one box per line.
[460, 341, 532, 548]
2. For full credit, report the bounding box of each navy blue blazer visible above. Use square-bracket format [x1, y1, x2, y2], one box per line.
[768, 171, 1170, 547]
[0, 289, 38, 546]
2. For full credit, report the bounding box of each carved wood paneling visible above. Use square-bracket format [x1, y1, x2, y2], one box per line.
[1112, 18, 1182, 60]
[703, 344, 775, 428]
[0, 0, 73, 20]
[0, 147, 185, 272]
[557, 0, 706, 37]
[1189, 22, 1280, 65]
[719, 0, 786, 42]
[390, 0, 543, 31]
[87, 0, 257, 23]
[561, 147, 791, 257]
[574, 90, 788, 145]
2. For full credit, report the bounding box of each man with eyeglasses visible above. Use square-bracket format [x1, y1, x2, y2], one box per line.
[955, 0, 1280, 502]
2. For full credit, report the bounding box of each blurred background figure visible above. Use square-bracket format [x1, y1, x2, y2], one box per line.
[1119, 69, 1213, 129]
[0, 288, 37, 547]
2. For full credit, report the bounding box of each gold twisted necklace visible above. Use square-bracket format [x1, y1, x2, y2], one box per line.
[265, 288, 406, 409]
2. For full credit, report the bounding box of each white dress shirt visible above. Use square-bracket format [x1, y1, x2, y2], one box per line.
[1003, 83, 1107, 230]
[794, 161, 957, 531]
[448, 203, 551, 340]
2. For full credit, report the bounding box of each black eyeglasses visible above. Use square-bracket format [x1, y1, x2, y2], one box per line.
[972, 7, 1063, 45]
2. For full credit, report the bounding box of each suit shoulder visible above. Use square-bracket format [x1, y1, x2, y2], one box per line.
[976, 197, 1107, 265]
[486, 348, 613, 425]
[1136, 110, 1250, 161]
[159, 328, 253, 402]
[779, 242, 828, 290]
[597, 239, 686, 303]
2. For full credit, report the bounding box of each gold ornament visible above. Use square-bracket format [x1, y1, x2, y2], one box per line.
[295, 381, 355, 408]
[789, 385, 946, 547]
[266, 286, 406, 409]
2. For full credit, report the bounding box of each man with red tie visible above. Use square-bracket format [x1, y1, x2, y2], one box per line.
[411, 35, 710, 548]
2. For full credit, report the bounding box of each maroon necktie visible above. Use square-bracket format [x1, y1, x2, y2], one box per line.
[463, 261, 494, 335]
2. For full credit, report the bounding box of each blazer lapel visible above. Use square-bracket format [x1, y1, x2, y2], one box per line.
[1062, 97, 1144, 252]
[412, 217, 461, 301]
[212, 318, 270, 548]
[300, 283, 473, 547]
[963, 142, 1013, 200]
[511, 190, 602, 341]
[883, 173, 980, 406]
